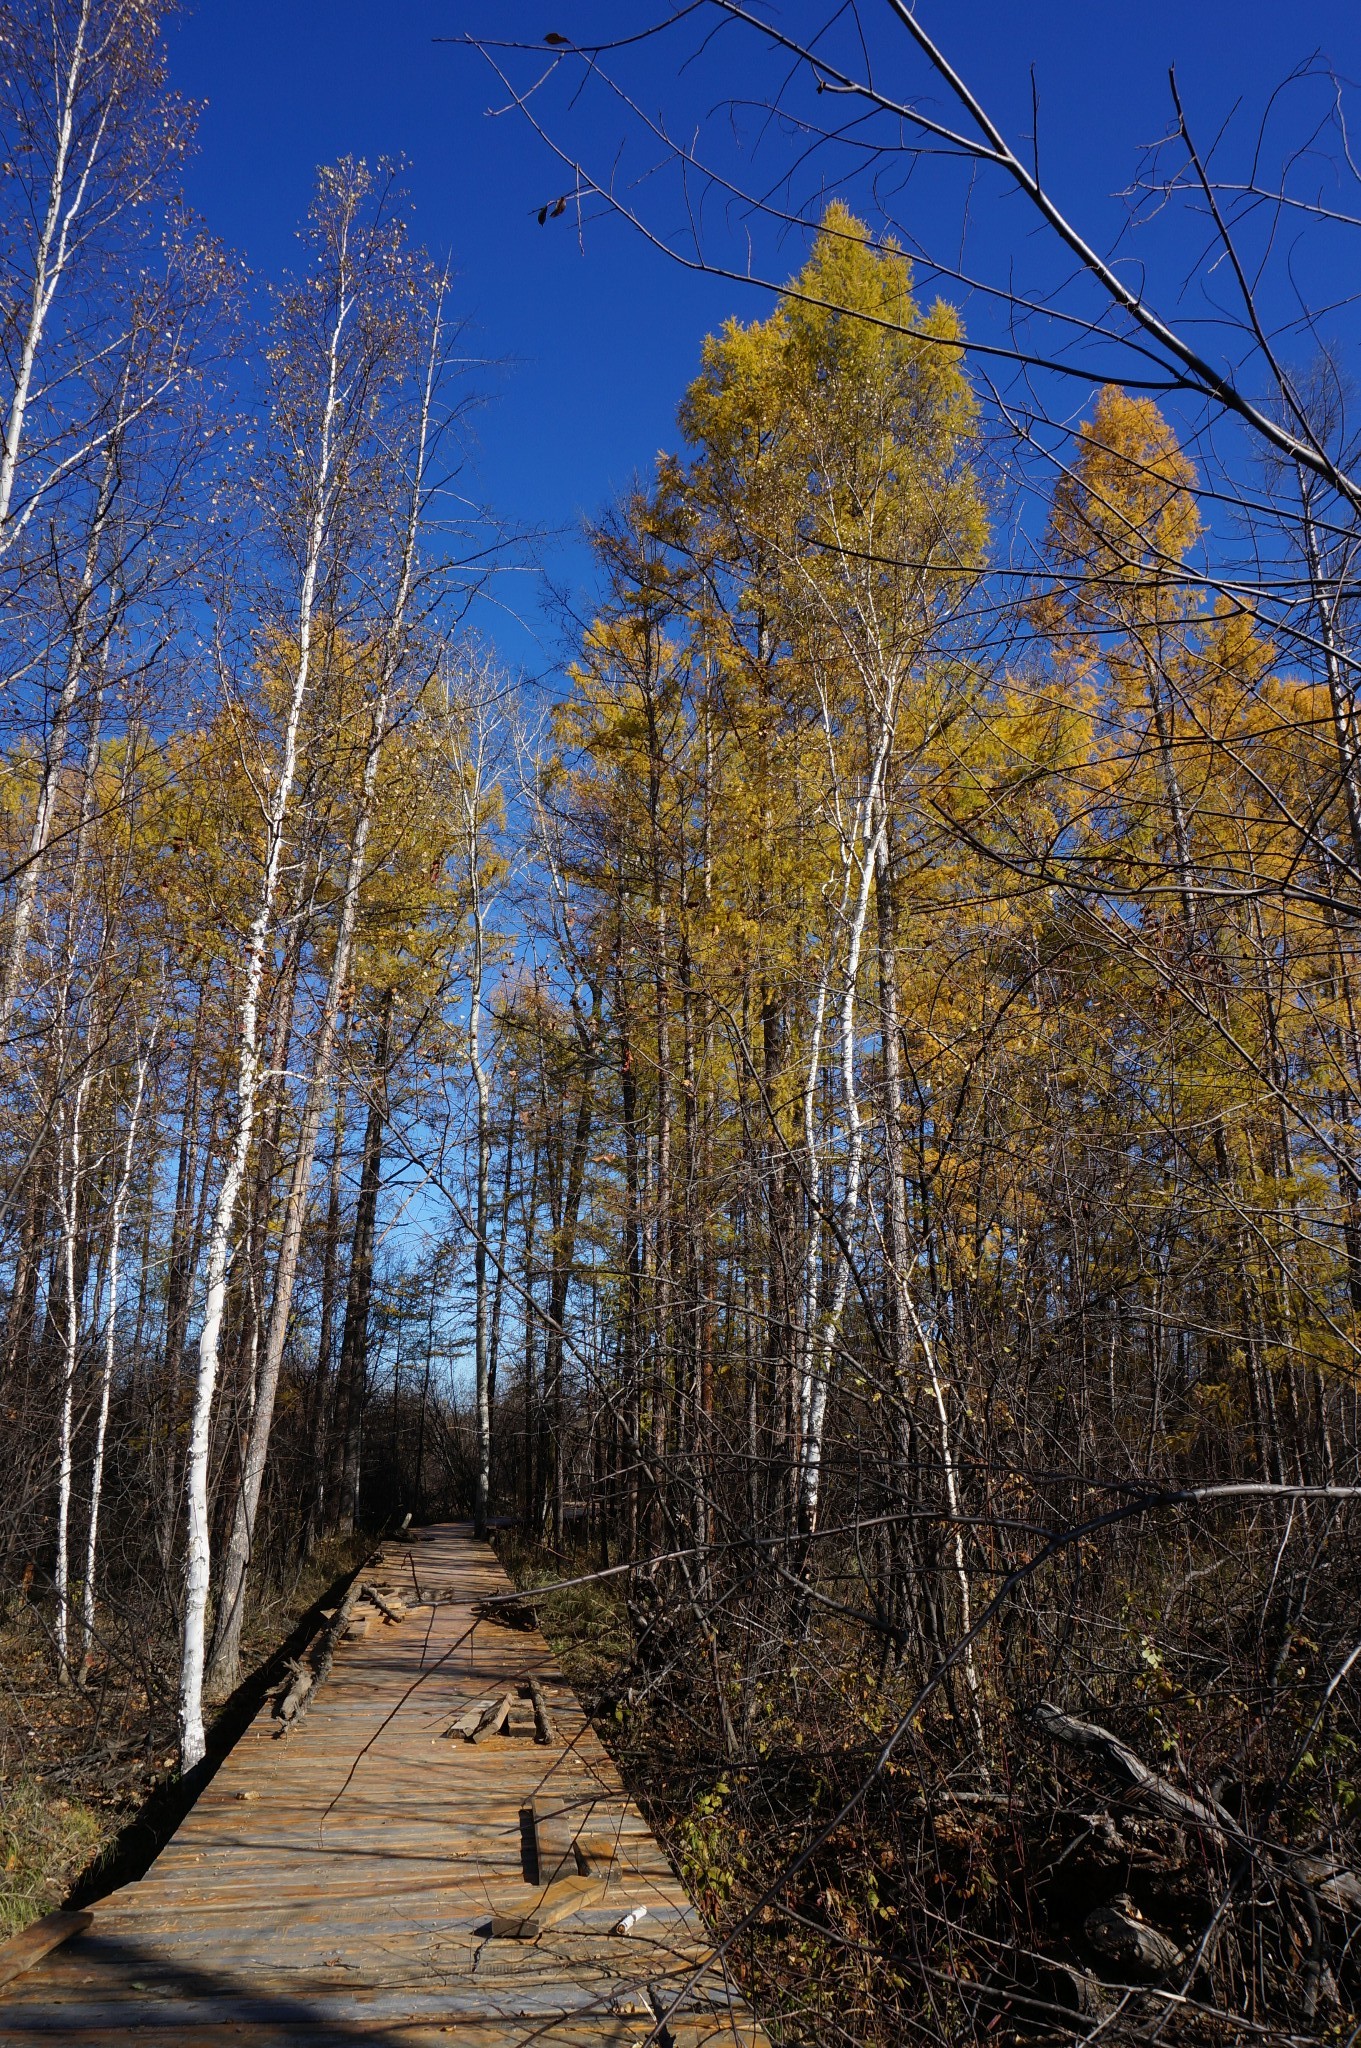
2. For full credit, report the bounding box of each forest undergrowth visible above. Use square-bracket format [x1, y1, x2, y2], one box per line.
[501, 1518, 1361, 2048]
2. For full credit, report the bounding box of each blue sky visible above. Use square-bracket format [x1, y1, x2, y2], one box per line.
[170, 2, 1361, 671]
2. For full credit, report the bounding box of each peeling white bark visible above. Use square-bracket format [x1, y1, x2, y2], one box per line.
[178, 218, 357, 1774]
[797, 707, 893, 1533]
[204, 283, 449, 1694]
[53, 1064, 94, 1683]
[80, 1038, 150, 1679]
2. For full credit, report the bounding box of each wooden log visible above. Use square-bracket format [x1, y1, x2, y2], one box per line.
[361, 1583, 407, 1624]
[1037, 1698, 1361, 1941]
[574, 1832, 618, 1875]
[278, 1557, 375, 1729]
[1035, 1701, 1245, 1843]
[1290, 1851, 1361, 1915]
[527, 1675, 558, 1745]
[469, 1686, 518, 1742]
[489, 1873, 617, 1938]
[276, 1658, 312, 1722]
[0, 1910, 93, 1990]
[1084, 1894, 1185, 1978]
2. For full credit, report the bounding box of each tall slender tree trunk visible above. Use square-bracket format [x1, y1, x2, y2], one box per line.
[797, 711, 892, 1534]
[53, 1062, 94, 1683]
[520, 1130, 541, 1534]
[334, 993, 394, 1536]
[461, 748, 494, 1540]
[80, 1039, 151, 1681]
[178, 210, 357, 1772]
[305, 1070, 348, 1548]
[0, 396, 124, 1038]
[545, 998, 599, 1550]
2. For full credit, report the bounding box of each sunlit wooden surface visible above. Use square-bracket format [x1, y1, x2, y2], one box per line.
[0, 1524, 765, 2046]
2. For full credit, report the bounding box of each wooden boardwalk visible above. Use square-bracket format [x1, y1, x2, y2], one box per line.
[0, 1525, 766, 2047]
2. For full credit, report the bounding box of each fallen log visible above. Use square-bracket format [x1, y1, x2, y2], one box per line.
[1035, 1702, 1243, 1845]
[277, 1557, 376, 1731]
[1036, 1701, 1361, 1921]
[0, 1912, 92, 1991]
[1288, 1851, 1361, 1915]
[276, 1657, 312, 1723]
[527, 1675, 558, 1746]
[1084, 1892, 1185, 1979]
[361, 1583, 407, 1625]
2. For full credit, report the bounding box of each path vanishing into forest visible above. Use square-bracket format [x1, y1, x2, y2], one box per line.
[0, 1526, 765, 2047]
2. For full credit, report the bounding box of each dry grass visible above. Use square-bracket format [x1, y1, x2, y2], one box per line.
[1, 1776, 105, 1938]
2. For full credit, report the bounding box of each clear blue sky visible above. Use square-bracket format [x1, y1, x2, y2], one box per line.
[169, 2, 1361, 671]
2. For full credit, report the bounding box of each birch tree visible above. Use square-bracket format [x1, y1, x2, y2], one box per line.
[441, 663, 510, 1541]
[79, 1027, 150, 1681]
[179, 161, 419, 1771]
[205, 272, 458, 1693]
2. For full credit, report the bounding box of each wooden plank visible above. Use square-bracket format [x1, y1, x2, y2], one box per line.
[469, 1685, 517, 1742]
[662, 2020, 766, 2048]
[534, 1796, 586, 1883]
[0, 1912, 93, 1990]
[447, 1697, 496, 1739]
[489, 1874, 619, 1937]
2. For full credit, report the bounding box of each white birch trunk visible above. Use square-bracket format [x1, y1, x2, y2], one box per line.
[461, 741, 493, 1539]
[0, 405, 123, 1038]
[895, 1283, 986, 1754]
[178, 239, 356, 1773]
[795, 892, 844, 1471]
[79, 1039, 150, 1679]
[796, 711, 894, 1533]
[204, 288, 446, 1694]
[53, 1063, 94, 1682]
[0, 0, 95, 542]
